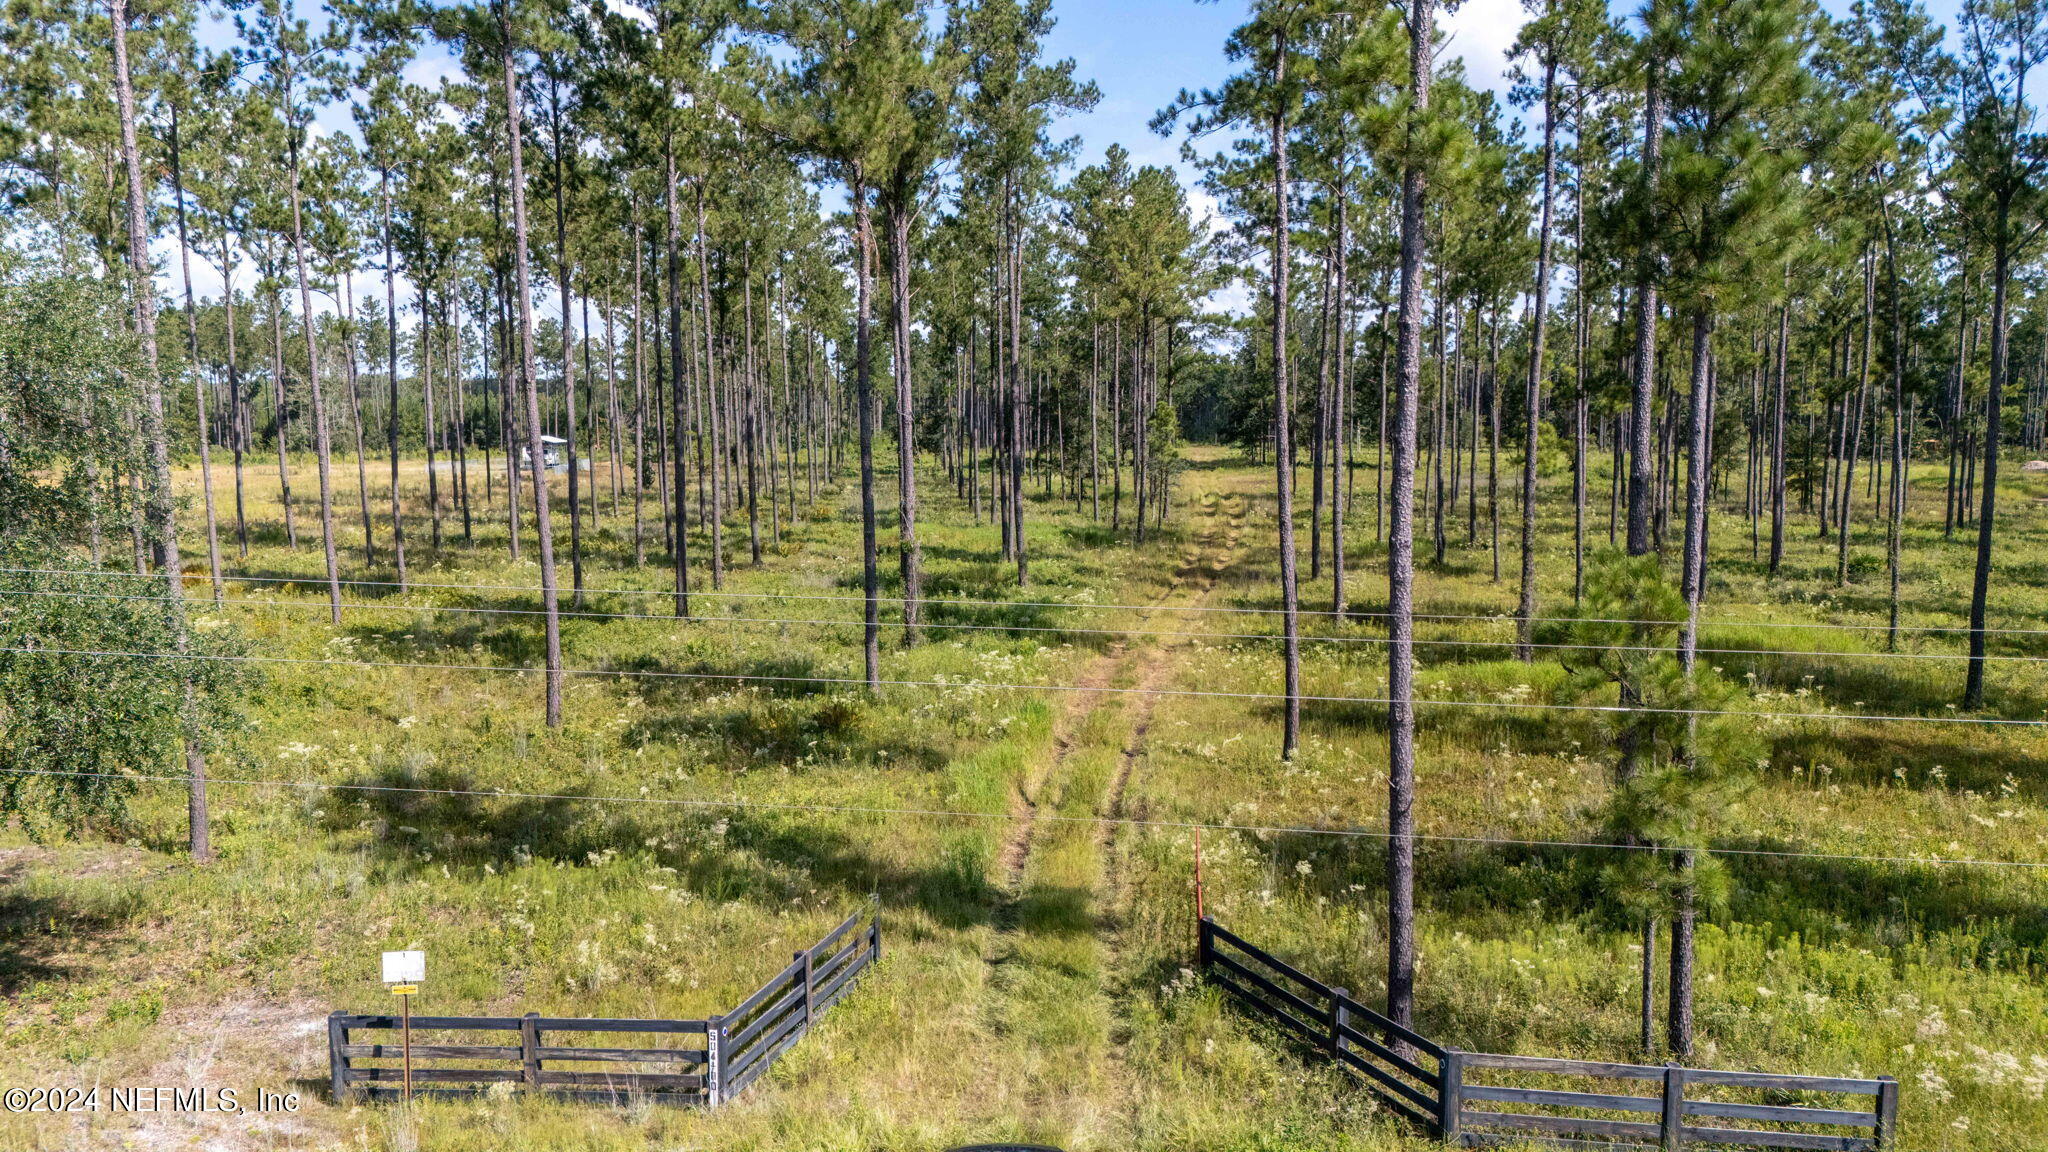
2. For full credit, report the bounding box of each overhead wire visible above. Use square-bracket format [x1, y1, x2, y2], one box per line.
[8, 564, 2048, 637]
[5, 586, 2047, 665]
[3, 765, 2040, 872]
[5, 644, 2046, 728]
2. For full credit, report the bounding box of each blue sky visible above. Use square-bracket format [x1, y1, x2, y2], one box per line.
[1039, 0, 1531, 270]
[1040, 0, 1533, 209]
[1041, 0, 2012, 185]
[1041, 0, 1247, 176]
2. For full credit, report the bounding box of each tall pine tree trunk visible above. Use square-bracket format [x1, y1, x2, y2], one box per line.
[632, 218, 648, 567]
[1311, 249, 1331, 581]
[852, 177, 882, 687]
[1839, 249, 1875, 585]
[743, 254, 762, 564]
[1626, 49, 1666, 1051]
[1881, 208, 1906, 651]
[1572, 144, 1589, 603]
[1487, 318, 1500, 579]
[1628, 65, 1663, 559]
[1386, 0, 1433, 1033]
[1768, 289, 1789, 574]
[268, 284, 298, 550]
[889, 199, 924, 644]
[382, 170, 408, 586]
[217, 231, 250, 561]
[1518, 57, 1557, 658]
[339, 271, 376, 565]
[421, 307, 442, 549]
[285, 130, 342, 623]
[1332, 178, 1349, 618]
[663, 142, 691, 617]
[1009, 181, 1028, 586]
[550, 85, 584, 607]
[1670, 304, 1717, 1060]
[1269, 32, 1302, 762]
[499, 0, 563, 727]
[1965, 227, 2011, 709]
[112, 0, 213, 860]
[168, 104, 223, 602]
[695, 185, 724, 589]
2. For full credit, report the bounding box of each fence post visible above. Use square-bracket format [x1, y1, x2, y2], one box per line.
[1873, 1075, 1899, 1149]
[869, 901, 881, 969]
[798, 948, 815, 1034]
[521, 1013, 543, 1091]
[327, 1013, 349, 1103]
[1661, 1064, 1687, 1151]
[1436, 1048, 1464, 1142]
[1328, 986, 1349, 1061]
[705, 1013, 724, 1107]
[1197, 916, 1213, 972]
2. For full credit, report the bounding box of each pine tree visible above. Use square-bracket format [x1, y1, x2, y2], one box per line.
[1385, 0, 1440, 1033]
[108, 0, 217, 860]
[1656, 0, 1810, 1055]
[1157, 0, 1313, 761]
[157, 29, 228, 602]
[1838, 0, 1946, 651]
[765, 0, 906, 688]
[1949, 0, 2048, 709]
[957, 0, 1097, 587]
[348, 2, 419, 587]
[868, 4, 962, 646]
[1510, 0, 1604, 657]
[241, 0, 350, 622]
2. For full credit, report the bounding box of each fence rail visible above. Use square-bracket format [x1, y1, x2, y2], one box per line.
[1198, 917, 1449, 1130]
[1195, 917, 1898, 1150]
[1452, 1052, 1897, 1151]
[329, 905, 880, 1106]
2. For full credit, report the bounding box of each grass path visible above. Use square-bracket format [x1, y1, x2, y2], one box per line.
[967, 485, 1248, 1145]
[998, 492, 1244, 895]
[1094, 491, 1248, 1144]
[1098, 490, 1248, 901]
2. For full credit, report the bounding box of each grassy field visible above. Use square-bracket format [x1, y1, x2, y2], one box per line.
[1, 443, 2043, 1152]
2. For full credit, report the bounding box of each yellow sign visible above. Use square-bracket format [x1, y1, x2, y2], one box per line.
[389, 984, 419, 996]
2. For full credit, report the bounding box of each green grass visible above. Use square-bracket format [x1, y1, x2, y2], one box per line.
[1, 443, 2043, 1151]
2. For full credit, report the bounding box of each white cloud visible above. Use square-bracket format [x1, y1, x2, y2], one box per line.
[402, 49, 466, 92]
[1440, 0, 1531, 101]
[602, 0, 655, 30]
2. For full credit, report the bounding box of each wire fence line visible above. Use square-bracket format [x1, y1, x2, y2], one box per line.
[4, 766, 2041, 871]
[7, 586, 2046, 664]
[5, 644, 2046, 728]
[9, 565, 2048, 637]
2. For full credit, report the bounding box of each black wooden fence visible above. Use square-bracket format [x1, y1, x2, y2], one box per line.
[1199, 916, 1448, 1130]
[1450, 1052, 1898, 1151]
[1197, 917, 1899, 1151]
[329, 905, 880, 1106]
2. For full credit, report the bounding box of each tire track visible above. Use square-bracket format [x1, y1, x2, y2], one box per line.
[992, 491, 1232, 908]
[1096, 492, 1246, 853]
[961, 490, 1248, 1137]
[1088, 491, 1245, 1144]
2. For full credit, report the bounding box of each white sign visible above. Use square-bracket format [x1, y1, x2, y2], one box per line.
[380, 950, 426, 984]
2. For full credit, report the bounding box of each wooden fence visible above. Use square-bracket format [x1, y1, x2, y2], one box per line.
[1450, 1052, 1898, 1151]
[329, 905, 880, 1106]
[1199, 916, 1449, 1131]
[1197, 917, 1899, 1151]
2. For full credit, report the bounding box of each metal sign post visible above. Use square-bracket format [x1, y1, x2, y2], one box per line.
[381, 951, 426, 1105]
